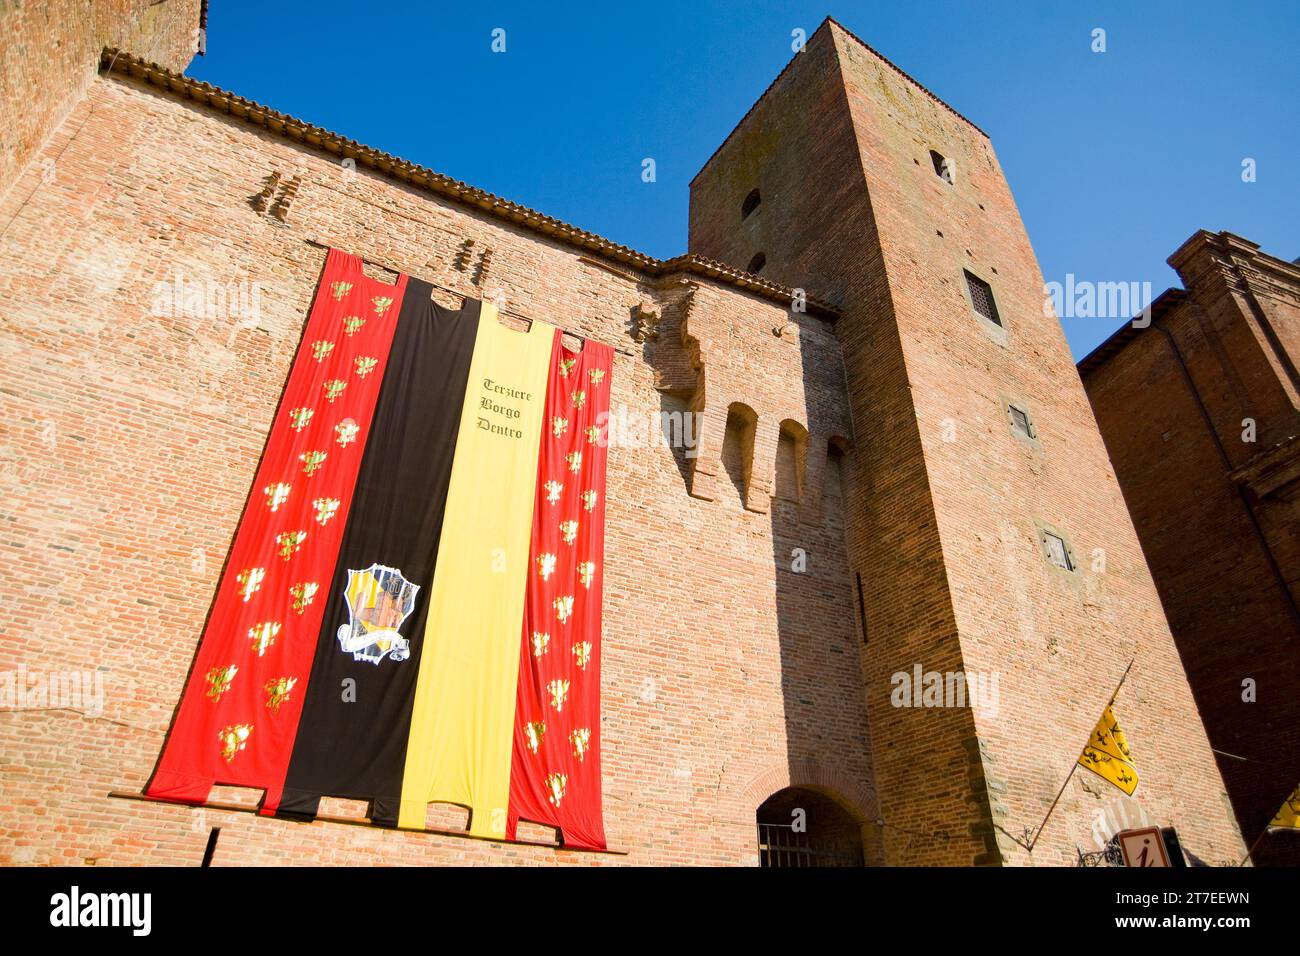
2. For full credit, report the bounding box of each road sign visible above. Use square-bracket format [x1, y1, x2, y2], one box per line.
[1118, 826, 1171, 867]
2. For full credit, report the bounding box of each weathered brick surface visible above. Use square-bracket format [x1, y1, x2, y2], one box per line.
[0, 13, 1254, 867]
[1081, 232, 1300, 866]
[690, 19, 1245, 866]
[0, 71, 877, 866]
[0, 0, 202, 206]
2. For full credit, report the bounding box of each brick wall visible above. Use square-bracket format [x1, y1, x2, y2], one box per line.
[1081, 232, 1300, 866]
[0, 68, 880, 866]
[690, 19, 1245, 866]
[0, 14, 1260, 868]
[0, 0, 203, 207]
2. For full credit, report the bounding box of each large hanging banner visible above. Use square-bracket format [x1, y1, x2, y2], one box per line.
[397, 314, 557, 835]
[272, 279, 483, 822]
[506, 339, 613, 850]
[147, 250, 410, 803]
[149, 250, 612, 850]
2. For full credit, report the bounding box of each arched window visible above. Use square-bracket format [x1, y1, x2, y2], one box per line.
[746, 252, 766, 274]
[774, 420, 808, 502]
[721, 402, 758, 507]
[757, 787, 864, 867]
[825, 437, 848, 503]
[741, 188, 761, 219]
[930, 149, 955, 185]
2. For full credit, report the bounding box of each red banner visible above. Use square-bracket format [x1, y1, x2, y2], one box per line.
[147, 250, 408, 808]
[506, 338, 613, 849]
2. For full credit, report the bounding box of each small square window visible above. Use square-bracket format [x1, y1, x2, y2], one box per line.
[964, 270, 1001, 327]
[1008, 404, 1034, 439]
[1042, 531, 1074, 571]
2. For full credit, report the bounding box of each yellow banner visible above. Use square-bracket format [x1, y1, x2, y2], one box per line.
[1078, 705, 1139, 796]
[398, 306, 555, 836]
[1271, 783, 1300, 829]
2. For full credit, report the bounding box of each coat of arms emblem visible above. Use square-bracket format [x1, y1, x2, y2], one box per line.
[335, 563, 419, 665]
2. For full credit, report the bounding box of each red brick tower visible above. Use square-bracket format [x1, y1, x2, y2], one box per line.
[690, 18, 1246, 864]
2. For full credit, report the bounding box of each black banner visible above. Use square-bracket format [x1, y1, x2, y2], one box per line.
[276, 286, 482, 824]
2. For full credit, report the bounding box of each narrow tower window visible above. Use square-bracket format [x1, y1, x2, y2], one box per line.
[930, 149, 955, 184]
[741, 188, 762, 220]
[1041, 530, 1075, 572]
[964, 270, 1001, 326]
[1008, 403, 1035, 439]
[747, 252, 767, 274]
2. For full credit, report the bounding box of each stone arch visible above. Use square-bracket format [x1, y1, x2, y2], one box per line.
[744, 760, 880, 866]
[742, 759, 875, 824]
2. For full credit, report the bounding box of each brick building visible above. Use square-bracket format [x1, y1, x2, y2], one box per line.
[0, 9, 1253, 865]
[1080, 231, 1300, 866]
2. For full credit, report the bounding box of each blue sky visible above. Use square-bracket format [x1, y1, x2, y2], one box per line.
[189, 1, 1298, 359]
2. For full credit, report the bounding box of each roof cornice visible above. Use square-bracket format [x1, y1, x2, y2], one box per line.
[1076, 288, 1188, 377]
[98, 48, 839, 319]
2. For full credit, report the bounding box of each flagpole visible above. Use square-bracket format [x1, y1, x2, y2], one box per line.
[1028, 658, 1135, 852]
[1237, 826, 1270, 867]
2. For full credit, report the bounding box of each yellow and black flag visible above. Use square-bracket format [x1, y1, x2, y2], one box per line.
[1269, 783, 1300, 829]
[1078, 705, 1139, 795]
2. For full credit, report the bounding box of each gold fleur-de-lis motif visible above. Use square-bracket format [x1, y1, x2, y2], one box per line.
[584, 425, 600, 444]
[205, 664, 238, 702]
[524, 721, 546, 755]
[312, 497, 339, 525]
[299, 450, 327, 476]
[248, 621, 281, 657]
[289, 582, 318, 614]
[263, 482, 291, 511]
[565, 451, 582, 474]
[311, 340, 335, 361]
[560, 520, 578, 545]
[580, 490, 598, 512]
[342, 315, 365, 336]
[236, 567, 265, 602]
[553, 595, 574, 624]
[570, 727, 591, 761]
[531, 631, 550, 657]
[330, 280, 353, 301]
[547, 678, 570, 712]
[217, 724, 252, 763]
[544, 480, 563, 504]
[571, 390, 586, 410]
[573, 641, 592, 670]
[577, 562, 595, 589]
[354, 356, 378, 378]
[323, 379, 347, 403]
[371, 296, 394, 316]
[276, 530, 306, 560]
[289, 407, 314, 432]
[545, 772, 568, 807]
[263, 676, 298, 713]
[335, 420, 359, 447]
[588, 367, 605, 387]
[559, 358, 576, 377]
[536, 552, 557, 581]
[551, 416, 569, 437]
